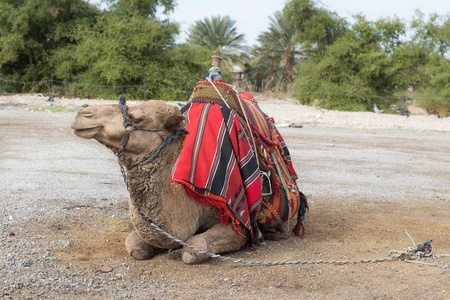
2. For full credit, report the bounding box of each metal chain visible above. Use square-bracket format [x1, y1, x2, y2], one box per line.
[138, 129, 187, 166]
[118, 160, 130, 192]
[122, 154, 444, 267]
[144, 214, 411, 266]
[119, 163, 446, 268]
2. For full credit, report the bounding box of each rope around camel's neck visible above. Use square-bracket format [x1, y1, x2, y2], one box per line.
[120, 137, 183, 207]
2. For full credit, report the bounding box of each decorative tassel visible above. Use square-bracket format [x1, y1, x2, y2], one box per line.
[292, 192, 308, 238]
[292, 218, 305, 238]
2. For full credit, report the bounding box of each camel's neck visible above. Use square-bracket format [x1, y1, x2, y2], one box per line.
[123, 137, 183, 221]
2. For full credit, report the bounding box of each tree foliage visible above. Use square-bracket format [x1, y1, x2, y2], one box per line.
[284, 0, 450, 115]
[0, 0, 98, 90]
[52, 8, 211, 100]
[53, 11, 177, 85]
[246, 10, 301, 93]
[284, 0, 346, 54]
[0, 0, 211, 100]
[102, 0, 175, 18]
[186, 15, 249, 72]
[411, 11, 450, 58]
[291, 13, 406, 110]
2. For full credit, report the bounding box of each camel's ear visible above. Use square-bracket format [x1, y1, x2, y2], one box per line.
[164, 113, 185, 130]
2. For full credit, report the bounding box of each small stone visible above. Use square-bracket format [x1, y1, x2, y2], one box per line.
[24, 261, 32, 267]
[98, 266, 114, 273]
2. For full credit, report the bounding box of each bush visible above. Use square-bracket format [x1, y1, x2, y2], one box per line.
[294, 59, 393, 111]
[414, 88, 450, 117]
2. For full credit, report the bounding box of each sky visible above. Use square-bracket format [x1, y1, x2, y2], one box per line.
[89, 0, 449, 46]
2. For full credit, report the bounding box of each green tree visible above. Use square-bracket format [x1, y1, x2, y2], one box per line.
[0, 0, 98, 90]
[103, 0, 175, 17]
[186, 15, 249, 70]
[295, 35, 380, 111]
[294, 15, 408, 111]
[53, 11, 177, 82]
[415, 54, 450, 117]
[249, 10, 301, 92]
[50, 0, 212, 100]
[245, 47, 282, 93]
[408, 11, 450, 116]
[153, 44, 212, 99]
[388, 42, 429, 90]
[411, 11, 450, 58]
[374, 17, 406, 53]
[51, 8, 203, 99]
[284, 0, 346, 54]
[0, 0, 211, 100]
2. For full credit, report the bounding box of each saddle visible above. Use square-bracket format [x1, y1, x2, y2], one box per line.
[171, 79, 308, 244]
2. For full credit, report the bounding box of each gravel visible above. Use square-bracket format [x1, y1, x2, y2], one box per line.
[1, 95, 449, 299]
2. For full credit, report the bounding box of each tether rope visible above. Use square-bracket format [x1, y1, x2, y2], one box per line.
[140, 213, 449, 268]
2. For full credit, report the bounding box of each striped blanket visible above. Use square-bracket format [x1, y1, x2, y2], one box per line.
[171, 101, 262, 241]
[171, 79, 307, 245]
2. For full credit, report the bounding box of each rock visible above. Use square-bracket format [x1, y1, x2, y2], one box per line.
[97, 266, 114, 273]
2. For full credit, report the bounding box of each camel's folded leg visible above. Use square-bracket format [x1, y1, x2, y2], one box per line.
[125, 231, 164, 260]
[181, 223, 248, 264]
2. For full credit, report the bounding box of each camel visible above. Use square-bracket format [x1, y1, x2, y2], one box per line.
[72, 100, 250, 264]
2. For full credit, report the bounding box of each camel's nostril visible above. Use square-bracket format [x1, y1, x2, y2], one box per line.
[78, 106, 94, 117]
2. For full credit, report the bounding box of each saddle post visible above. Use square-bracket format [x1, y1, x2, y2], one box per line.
[207, 55, 224, 81]
[211, 55, 222, 67]
[233, 65, 243, 89]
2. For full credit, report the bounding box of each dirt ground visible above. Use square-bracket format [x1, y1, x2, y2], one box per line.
[0, 94, 449, 299]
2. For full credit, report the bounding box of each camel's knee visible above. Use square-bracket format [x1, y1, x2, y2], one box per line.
[181, 224, 248, 264]
[181, 235, 210, 264]
[125, 231, 162, 260]
[206, 224, 248, 253]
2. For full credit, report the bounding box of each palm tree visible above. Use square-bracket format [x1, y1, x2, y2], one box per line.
[246, 47, 284, 93]
[250, 10, 302, 92]
[186, 15, 249, 67]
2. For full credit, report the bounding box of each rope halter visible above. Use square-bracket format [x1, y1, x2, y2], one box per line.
[116, 95, 187, 167]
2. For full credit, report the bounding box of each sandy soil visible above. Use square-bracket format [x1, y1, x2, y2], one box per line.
[0, 94, 449, 299]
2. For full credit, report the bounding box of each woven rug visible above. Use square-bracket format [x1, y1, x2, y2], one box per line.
[171, 79, 308, 244]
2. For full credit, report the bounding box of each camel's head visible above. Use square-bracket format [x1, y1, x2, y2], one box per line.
[72, 100, 185, 161]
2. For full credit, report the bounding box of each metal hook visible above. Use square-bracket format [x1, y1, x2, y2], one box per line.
[261, 171, 272, 196]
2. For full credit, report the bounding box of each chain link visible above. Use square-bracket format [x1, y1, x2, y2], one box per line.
[121, 164, 443, 267]
[145, 216, 409, 266]
[118, 159, 130, 192]
[118, 146, 441, 266]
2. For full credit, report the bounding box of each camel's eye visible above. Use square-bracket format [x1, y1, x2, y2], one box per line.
[130, 117, 144, 124]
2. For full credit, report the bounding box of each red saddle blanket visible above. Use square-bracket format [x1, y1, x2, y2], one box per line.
[171, 80, 308, 244]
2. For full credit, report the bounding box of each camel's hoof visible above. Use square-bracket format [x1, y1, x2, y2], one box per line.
[129, 248, 151, 260]
[181, 252, 196, 264]
[125, 231, 154, 260]
[181, 236, 210, 264]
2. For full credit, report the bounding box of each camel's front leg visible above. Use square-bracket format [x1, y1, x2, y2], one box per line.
[181, 223, 248, 264]
[125, 231, 164, 260]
